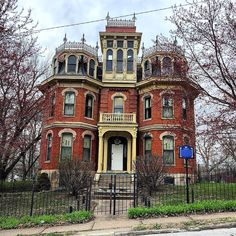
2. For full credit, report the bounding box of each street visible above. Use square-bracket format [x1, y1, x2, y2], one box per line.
[147, 227, 236, 236]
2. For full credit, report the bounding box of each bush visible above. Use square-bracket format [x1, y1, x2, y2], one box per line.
[0, 180, 33, 192]
[35, 173, 51, 191]
[59, 159, 95, 196]
[135, 155, 167, 197]
[128, 200, 236, 218]
[0, 211, 93, 229]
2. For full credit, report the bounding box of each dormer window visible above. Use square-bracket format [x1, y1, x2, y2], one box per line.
[117, 49, 123, 72]
[162, 57, 172, 76]
[127, 49, 133, 72]
[144, 60, 151, 77]
[53, 59, 57, 74]
[117, 40, 123, 48]
[67, 55, 76, 73]
[58, 60, 65, 74]
[89, 59, 95, 77]
[78, 55, 87, 75]
[107, 40, 113, 48]
[152, 57, 161, 76]
[106, 49, 113, 71]
[127, 41, 134, 48]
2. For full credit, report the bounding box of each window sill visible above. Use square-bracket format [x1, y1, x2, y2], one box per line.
[85, 117, 94, 120]
[63, 115, 75, 117]
[44, 160, 51, 163]
[143, 118, 152, 121]
[161, 117, 175, 120]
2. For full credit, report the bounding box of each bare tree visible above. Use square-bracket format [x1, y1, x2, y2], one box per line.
[59, 160, 95, 196]
[135, 155, 167, 197]
[0, 0, 47, 180]
[170, 0, 236, 133]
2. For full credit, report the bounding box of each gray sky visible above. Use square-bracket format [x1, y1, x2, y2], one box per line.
[18, 0, 186, 59]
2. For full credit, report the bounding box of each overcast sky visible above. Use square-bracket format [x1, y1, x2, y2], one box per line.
[18, 0, 186, 59]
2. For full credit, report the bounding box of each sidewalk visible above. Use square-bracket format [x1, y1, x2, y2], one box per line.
[1, 212, 236, 236]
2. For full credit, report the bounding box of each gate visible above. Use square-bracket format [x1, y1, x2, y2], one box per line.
[91, 174, 137, 215]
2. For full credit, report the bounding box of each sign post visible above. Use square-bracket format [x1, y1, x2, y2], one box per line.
[179, 145, 194, 204]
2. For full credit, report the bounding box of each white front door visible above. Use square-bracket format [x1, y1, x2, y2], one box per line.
[111, 144, 123, 171]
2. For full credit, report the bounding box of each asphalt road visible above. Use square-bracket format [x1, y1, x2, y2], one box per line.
[147, 227, 236, 236]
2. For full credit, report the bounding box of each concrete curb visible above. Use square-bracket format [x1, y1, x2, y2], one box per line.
[114, 222, 236, 236]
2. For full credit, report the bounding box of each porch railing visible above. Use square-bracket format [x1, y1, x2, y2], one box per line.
[99, 113, 136, 123]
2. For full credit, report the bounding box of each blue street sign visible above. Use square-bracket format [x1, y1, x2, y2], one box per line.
[179, 145, 194, 159]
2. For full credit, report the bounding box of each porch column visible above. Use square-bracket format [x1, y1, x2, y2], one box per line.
[103, 137, 108, 172]
[127, 139, 132, 173]
[132, 134, 137, 172]
[97, 132, 104, 173]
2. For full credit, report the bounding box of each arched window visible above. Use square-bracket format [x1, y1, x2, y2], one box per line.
[97, 66, 103, 80]
[46, 133, 52, 161]
[64, 92, 75, 116]
[137, 66, 142, 81]
[162, 97, 173, 118]
[78, 55, 87, 75]
[49, 93, 56, 117]
[163, 136, 174, 165]
[151, 56, 161, 76]
[61, 133, 73, 160]
[53, 59, 57, 74]
[144, 60, 150, 77]
[89, 59, 95, 77]
[67, 55, 76, 73]
[106, 49, 113, 71]
[144, 136, 152, 157]
[182, 97, 187, 120]
[83, 135, 91, 161]
[116, 49, 123, 72]
[58, 59, 65, 74]
[113, 96, 124, 113]
[162, 57, 172, 75]
[144, 96, 151, 119]
[85, 94, 94, 118]
[127, 49, 134, 72]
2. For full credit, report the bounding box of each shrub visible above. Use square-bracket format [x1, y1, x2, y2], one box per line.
[135, 155, 167, 197]
[35, 173, 51, 191]
[59, 159, 95, 196]
[0, 211, 93, 229]
[0, 180, 33, 192]
[128, 200, 236, 218]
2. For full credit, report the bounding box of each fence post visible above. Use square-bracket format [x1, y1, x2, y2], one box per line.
[133, 174, 136, 208]
[30, 178, 36, 216]
[186, 159, 190, 204]
[77, 192, 80, 211]
[113, 175, 116, 215]
[109, 175, 113, 215]
[191, 188, 194, 203]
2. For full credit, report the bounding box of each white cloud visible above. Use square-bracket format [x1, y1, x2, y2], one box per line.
[18, 0, 186, 58]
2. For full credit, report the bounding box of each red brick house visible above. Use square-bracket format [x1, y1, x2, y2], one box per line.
[39, 16, 199, 187]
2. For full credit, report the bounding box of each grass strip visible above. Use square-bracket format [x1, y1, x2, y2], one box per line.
[128, 200, 236, 219]
[0, 211, 93, 229]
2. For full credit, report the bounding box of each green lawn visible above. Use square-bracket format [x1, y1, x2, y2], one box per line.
[0, 190, 78, 217]
[138, 182, 236, 206]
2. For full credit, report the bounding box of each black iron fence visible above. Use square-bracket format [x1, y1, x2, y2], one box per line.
[0, 169, 236, 217]
[137, 168, 236, 208]
[0, 181, 90, 217]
